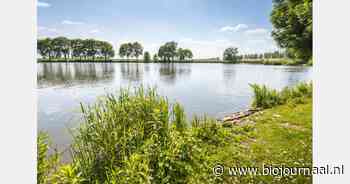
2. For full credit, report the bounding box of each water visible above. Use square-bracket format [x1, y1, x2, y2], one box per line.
[38, 62, 312, 155]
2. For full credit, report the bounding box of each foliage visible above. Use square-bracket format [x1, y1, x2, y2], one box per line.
[51, 165, 85, 184]
[271, 0, 312, 62]
[37, 37, 115, 61]
[143, 51, 151, 62]
[119, 42, 144, 60]
[158, 41, 178, 62]
[37, 132, 60, 184]
[250, 82, 312, 109]
[153, 54, 159, 62]
[177, 48, 193, 61]
[223, 47, 239, 62]
[38, 84, 312, 184]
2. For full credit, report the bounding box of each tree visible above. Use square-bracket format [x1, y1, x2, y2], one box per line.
[71, 39, 84, 60]
[270, 0, 312, 62]
[132, 42, 143, 60]
[37, 38, 53, 60]
[223, 47, 239, 62]
[84, 39, 98, 60]
[100, 41, 115, 61]
[143, 51, 151, 62]
[57, 37, 70, 60]
[177, 48, 193, 61]
[158, 41, 178, 62]
[51, 37, 63, 58]
[119, 42, 144, 60]
[119, 43, 128, 59]
[153, 54, 159, 62]
[37, 37, 115, 61]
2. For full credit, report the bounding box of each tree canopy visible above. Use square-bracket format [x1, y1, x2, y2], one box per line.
[118, 42, 144, 60]
[177, 48, 193, 61]
[143, 51, 151, 62]
[223, 47, 239, 62]
[158, 41, 178, 62]
[157, 42, 193, 62]
[270, 0, 312, 62]
[37, 37, 115, 61]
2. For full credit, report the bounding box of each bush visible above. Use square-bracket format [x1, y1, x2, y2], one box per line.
[250, 82, 312, 109]
[37, 132, 60, 184]
[70, 87, 225, 183]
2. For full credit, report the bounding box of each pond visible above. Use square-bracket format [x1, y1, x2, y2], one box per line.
[38, 62, 312, 158]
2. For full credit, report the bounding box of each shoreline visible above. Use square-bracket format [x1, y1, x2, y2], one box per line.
[37, 59, 309, 66]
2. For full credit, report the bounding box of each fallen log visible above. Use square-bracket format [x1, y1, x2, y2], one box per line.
[220, 108, 261, 124]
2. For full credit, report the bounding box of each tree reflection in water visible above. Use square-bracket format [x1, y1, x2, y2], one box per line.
[37, 63, 115, 88]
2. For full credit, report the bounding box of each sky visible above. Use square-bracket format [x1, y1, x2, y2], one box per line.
[38, 0, 279, 59]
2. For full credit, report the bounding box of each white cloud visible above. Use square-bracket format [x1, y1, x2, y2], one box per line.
[89, 29, 100, 34]
[38, 26, 58, 33]
[220, 24, 248, 32]
[244, 28, 269, 36]
[37, 1, 51, 8]
[62, 20, 85, 25]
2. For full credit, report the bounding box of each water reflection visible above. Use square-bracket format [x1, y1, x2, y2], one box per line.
[120, 63, 143, 82]
[38, 63, 115, 88]
[222, 65, 237, 87]
[158, 63, 192, 85]
[275, 66, 312, 88]
[38, 63, 312, 160]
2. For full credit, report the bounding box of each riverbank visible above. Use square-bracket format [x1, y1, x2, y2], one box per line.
[38, 83, 312, 184]
[37, 58, 310, 66]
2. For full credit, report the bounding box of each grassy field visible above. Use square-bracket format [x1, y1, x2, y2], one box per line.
[38, 84, 312, 184]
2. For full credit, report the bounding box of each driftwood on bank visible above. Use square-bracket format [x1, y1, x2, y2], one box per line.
[219, 108, 261, 125]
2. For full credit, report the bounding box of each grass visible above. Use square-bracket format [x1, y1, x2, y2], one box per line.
[38, 84, 312, 184]
[37, 58, 311, 66]
[250, 82, 312, 109]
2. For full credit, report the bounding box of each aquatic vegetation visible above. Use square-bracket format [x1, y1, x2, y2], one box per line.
[37, 132, 60, 184]
[250, 82, 312, 109]
[38, 85, 312, 184]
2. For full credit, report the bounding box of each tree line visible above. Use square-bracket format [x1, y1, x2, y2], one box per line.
[157, 41, 193, 62]
[37, 37, 115, 61]
[241, 51, 285, 60]
[38, 38, 194, 62]
[222, 47, 286, 62]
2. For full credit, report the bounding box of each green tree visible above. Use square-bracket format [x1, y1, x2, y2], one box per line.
[143, 51, 151, 62]
[100, 41, 115, 61]
[132, 42, 143, 60]
[270, 0, 312, 62]
[177, 48, 193, 61]
[119, 43, 128, 59]
[84, 39, 98, 60]
[153, 54, 159, 62]
[51, 37, 63, 58]
[71, 39, 84, 60]
[37, 38, 53, 60]
[223, 47, 239, 62]
[57, 37, 71, 60]
[158, 41, 178, 62]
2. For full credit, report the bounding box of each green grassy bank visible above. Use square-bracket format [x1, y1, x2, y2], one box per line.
[37, 58, 310, 66]
[38, 83, 312, 184]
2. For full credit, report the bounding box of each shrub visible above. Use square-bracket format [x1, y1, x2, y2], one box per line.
[37, 132, 60, 184]
[70, 87, 224, 183]
[250, 82, 312, 109]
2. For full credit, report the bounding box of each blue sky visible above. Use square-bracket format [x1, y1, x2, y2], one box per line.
[38, 0, 279, 58]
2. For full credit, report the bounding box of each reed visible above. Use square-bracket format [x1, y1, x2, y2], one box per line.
[250, 82, 312, 109]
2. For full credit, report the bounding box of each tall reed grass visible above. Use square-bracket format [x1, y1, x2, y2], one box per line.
[67, 87, 228, 183]
[250, 82, 312, 109]
[38, 83, 312, 183]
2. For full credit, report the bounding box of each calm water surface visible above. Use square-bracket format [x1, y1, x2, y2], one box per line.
[38, 63, 312, 155]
